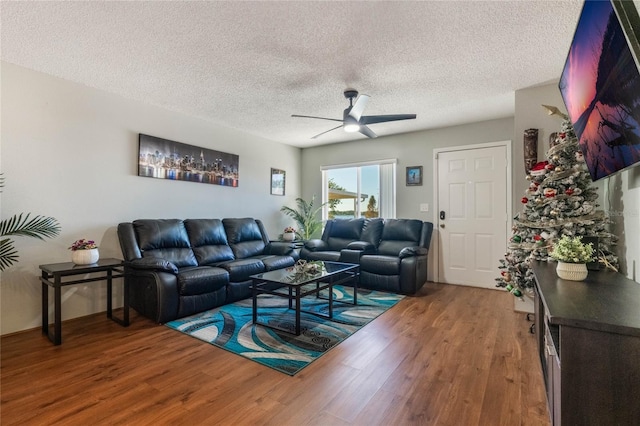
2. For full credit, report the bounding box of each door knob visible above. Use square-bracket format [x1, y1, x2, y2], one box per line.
[440, 224, 445, 228]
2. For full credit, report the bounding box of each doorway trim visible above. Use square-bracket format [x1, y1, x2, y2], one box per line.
[432, 140, 513, 283]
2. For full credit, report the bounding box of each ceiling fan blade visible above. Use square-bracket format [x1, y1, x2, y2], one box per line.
[292, 114, 343, 123]
[358, 125, 377, 138]
[311, 125, 343, 139]
[348, 94, 369, 121]
[360, 114, 417, 125]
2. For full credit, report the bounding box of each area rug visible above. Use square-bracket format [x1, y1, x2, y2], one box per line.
[165, 285, 404, 375]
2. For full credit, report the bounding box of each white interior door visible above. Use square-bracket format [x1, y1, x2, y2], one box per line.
[436, 145, 508, 288]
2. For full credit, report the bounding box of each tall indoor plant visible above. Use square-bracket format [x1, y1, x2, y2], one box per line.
[280, 196, 327, 241]
[0, 174, 61, 270]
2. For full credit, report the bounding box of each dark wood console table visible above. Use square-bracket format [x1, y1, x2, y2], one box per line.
[532, 261, 640, 425]
[40, 258, 129, 345]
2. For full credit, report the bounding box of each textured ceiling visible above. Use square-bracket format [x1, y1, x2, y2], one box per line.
[0, 1, 583, 147]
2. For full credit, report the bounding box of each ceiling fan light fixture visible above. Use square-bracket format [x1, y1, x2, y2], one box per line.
[343, 115, 360, 132]
[292, 88, 417, 139]
[344, 123, 360, 132]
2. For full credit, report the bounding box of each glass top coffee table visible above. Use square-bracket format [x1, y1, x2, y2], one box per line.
[250, 261, 360, 336]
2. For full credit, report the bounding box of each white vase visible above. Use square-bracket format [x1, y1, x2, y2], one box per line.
[556, 261, 588, 281]
[72, 248, 100, 265]
[283, 232, 295, 242]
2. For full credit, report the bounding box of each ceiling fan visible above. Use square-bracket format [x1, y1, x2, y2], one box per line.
[291, 89, 417, 139]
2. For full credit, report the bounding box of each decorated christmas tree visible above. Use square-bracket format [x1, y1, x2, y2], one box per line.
[496, 111, 618, 298]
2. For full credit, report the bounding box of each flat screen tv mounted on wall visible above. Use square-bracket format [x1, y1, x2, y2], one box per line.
[559, 0, 640, 181]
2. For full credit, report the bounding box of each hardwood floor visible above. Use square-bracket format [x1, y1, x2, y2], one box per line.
[1, 283, 549, 425]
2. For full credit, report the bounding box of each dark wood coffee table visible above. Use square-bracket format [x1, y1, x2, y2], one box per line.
[250, 261, 359, 336]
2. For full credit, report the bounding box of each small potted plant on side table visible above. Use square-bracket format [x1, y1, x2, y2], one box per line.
[550, 235, 594, 281]
[282, 227, 296, 242]
[69, 239, 100, 265]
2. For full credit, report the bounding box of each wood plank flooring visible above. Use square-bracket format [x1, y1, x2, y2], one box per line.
[1, 283, 549, 425]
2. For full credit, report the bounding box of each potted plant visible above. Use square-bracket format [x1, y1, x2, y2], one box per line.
[282, 226, 296, 242]
[550, 235, 595, 281]
[0, 174, 61, 271]
[280, 196, 327, 241]
[69, 239, 99, 265]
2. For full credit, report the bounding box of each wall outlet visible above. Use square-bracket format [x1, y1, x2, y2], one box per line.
[420, 203, 429, 212]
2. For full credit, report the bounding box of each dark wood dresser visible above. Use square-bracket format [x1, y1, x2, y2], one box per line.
[532, 261, 640, 425]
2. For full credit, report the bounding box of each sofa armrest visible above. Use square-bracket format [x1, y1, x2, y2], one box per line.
[346, 241, 376, 253]
[399, 246, 429, 259]
[339, 249, 363, 264]
[264, 241, 295, 256]
[304, 239, 329, 251]
[124, 269, 179, 323]
[125, 257, 179, 274]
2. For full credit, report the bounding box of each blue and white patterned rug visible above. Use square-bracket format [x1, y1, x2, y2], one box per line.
[165, 285, 404, 375]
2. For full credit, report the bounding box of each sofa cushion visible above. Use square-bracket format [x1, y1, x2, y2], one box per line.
[176, 266, 229, 296]
[133, 219, 197, 267]
[185, 219, 235, 265]
[360, 255, 401, 275]
[326, 219, 365, 251]
[381, 219, 423, 241]
[223, 218, 267, 259]
[217, 258, 265, 282]
[361, 218, 384, 246]
[378, 219, 423, 256]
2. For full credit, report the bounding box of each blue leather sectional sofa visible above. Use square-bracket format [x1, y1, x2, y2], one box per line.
[117, 217, 433, 323]
[117, 218, 296, 323]
[301, 218, 434, 295]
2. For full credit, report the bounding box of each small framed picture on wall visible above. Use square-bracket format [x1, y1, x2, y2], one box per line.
[271, 168, 286, 195]
[406, 166, 423, 186]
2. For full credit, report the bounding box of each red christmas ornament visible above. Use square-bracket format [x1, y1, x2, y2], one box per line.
[521, 197, 528, 204]
[559, 132, 566, 139]
[534, 235, 542, 241]
[565, 188, 574, 196]
[543, 188, 557, 198]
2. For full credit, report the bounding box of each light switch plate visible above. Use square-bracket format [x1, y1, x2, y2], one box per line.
[420, 203, 429, 212]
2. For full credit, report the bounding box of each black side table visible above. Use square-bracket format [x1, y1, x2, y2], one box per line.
[39, 258, 129, 345]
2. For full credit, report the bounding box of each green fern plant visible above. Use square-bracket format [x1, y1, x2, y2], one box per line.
[280, 196, 327, 241]
[0, 174, 61, 271]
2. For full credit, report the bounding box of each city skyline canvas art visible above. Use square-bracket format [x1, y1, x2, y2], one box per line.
[138, 134, 239, 187]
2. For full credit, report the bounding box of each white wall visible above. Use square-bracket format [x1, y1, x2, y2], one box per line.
[301, 117, 515, 281]
[0, 62, 301, 335]
[607, 168, 640, 281]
